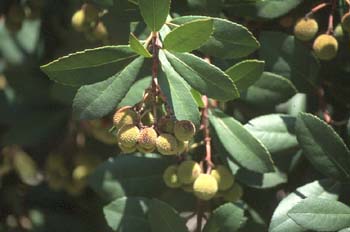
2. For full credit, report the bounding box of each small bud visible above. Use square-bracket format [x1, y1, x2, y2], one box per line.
[210, 165, 234, 191]
[156, 133, 178, 155]
[174, 120, 196, 141]
[313, 34, 338, 61]
[294, 18, 318, 41]
[193, 174, 218, 201]
[163, 165, 181, 188]
[177, 160, 201, 184]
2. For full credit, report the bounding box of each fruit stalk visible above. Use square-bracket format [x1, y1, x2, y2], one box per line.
[306, 2, 330, 18]
[327, 0, 338, 33]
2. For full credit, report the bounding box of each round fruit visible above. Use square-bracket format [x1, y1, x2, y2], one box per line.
[193, 174, 218, 201]
[71, 10, 88, 32]
[117, 125, 140, 148]
[211, 165, 234, 191]
[222, 183, 243, 202]
[156, 133, 178, 155]
[119, 143, 137, 153]
[334, 24, 345, 42]
[176, 140, 187, 154]
[138, 127, 157, 150]
[113, 108, 138, 130]
[163, 165, 181, 188]
[177, 160, 201, 184]
[158, 117, 175, 133]
[92, 22, 108, 41]
[294, 18, 318, 41]
[313, 34, 338, 61]
[174, 120, 196, 141]
[341, 12, 350, 32]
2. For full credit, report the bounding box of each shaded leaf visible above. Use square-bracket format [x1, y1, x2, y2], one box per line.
[164, 19, 213, 53]
[296, 113, 350, 180]
[209, 109, 274, 173]
[41, 46, 137, 86]
[118, 77, 152, 108]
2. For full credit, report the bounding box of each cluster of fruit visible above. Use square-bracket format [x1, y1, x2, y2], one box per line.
[3, 0, 43, 32]
[71, 3, 108, 43]
[294, 12, 350, 61]
[45, 152, 101, 196]
[113, 107, 196, 155]
[163, 160, 243, 202]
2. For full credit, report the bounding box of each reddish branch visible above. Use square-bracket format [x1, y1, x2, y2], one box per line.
[327, 0, 337, 34]
[306, 2, 330, 18]
[151, 32, 160, 126]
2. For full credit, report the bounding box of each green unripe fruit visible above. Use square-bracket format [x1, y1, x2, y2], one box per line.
[117, 125, 140, 148]
[176, 140, 188, 154]
[156, 133, 178, 155]
[119, 143, 137, 153]
[294, 18, 318, 41]
[193, 174, 218, 201]
[177, 160, 201, 184]
[341, 12, 350, 32]
[71, 10, 88, 32]
[158, 117, 175, 133]
[92, 22, 108, 42]
[313, 34, 338, 61]
[222, 183, 243, 202]
[174, 120, 196, 141]
[211, 165, 235, 191]
[138, 127, 157, 150]
[163, 165, 181, 188]
[334, 24, 345, 42]
[113, 108, 138, 130]
[13, 150, 40, 186]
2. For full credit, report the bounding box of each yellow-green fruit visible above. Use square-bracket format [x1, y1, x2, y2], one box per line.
[87, 119, 117, 145]
[176, 140, 188, 154]
[222, 183, 243, 202]
[174, 120, 196, 141]
[92, 22, 108, 41]
[163, 165, 181, 188]
[13, 150, 40, 186]
[294, 18, 319, 41]
[138, 127, 157, 150]
[313, 34, 338, 61]
[193, 174, 218, 200]
[177, 160, 201, 184]
[334, 24, 345, 42]
[71, 10, 88, 32]
[341, 12, 350, 32]
[119, 143, 137, 153]
[158, 117, 175, 133]
[113, 108, 138, 129]
[82, 3, 99, 23]
[156, 133, 178, 155]
[211, 165, 235, 191]
[137, 145, 155, 153]
[117, 125, 140, 148]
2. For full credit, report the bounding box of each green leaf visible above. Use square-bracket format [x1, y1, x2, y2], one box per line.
[209, 109, 274, 173]
[295, 113, 350, 180]
[236, 168, 287, 189]
[138, 0, 171, 32]
[244, 114, 298, 154]
[171, 16, 259, 59]
[129, 33, 152, 57]
[340, 228, 350, 232]
[88, 154, 175, 201]
[259, 32, 320, 93]
[191, 89, 205, 108]
[118, 77, 152, 108]
[288, 198, 350, 232]
[41, 46, 138, 86]
[163, 19, 213, 53]
[225, 0, 303, 19]
[225, 60, 265, 92]
[73, 57, 147, 120]
[269, 179, 340, 232]
[164, 51, 239, 101]
[158, 50, 201, 125]
[203, 203, 246, 232]
[241, 72, 297, 107]
[103, 197, 151, 231]
[148, 199, 189, 232]
[91, 0, 114, 7]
